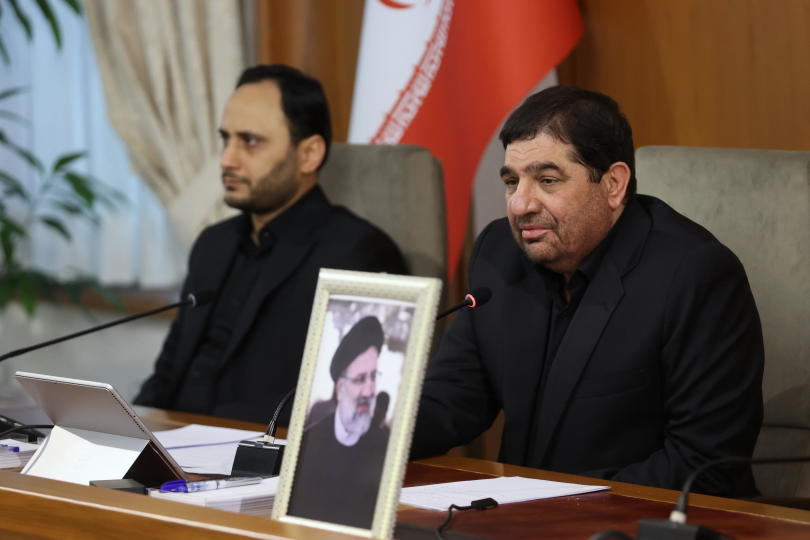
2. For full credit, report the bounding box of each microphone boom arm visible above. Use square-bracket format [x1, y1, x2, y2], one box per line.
[0, 293, 204, 362]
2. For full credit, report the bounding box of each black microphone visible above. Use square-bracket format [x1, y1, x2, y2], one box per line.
[589, 455, 810, 540]
[0, 290, 216, 362]
[372, 390, 390, 429]
[435, 287, 492, 320]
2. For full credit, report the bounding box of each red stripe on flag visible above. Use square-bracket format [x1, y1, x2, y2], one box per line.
[398, 0, 582, 279]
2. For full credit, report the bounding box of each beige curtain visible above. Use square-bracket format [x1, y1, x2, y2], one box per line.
[84, 0, 245, 249]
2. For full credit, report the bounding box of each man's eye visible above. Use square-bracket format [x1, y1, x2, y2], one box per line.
[539, 177, 559, 185]
[502, 177, 517, 188]
[245, 136, 258, 146]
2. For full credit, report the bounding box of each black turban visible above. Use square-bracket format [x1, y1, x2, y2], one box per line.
[330, 316, 385, 382]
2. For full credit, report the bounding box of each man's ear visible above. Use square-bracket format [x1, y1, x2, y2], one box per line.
[602, 162, 631, 209]
[297, 134, 326, 175]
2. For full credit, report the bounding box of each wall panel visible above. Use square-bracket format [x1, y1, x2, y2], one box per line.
[558, 0, 810, 150]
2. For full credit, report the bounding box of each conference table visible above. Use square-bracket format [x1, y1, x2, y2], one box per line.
[2, 407, 810, 539]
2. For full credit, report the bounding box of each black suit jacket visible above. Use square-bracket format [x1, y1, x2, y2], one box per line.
[412, 195, 764, 496]
[135, 187, 407, 423]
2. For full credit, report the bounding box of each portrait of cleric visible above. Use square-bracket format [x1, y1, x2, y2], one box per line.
[287, 297, 414, 529]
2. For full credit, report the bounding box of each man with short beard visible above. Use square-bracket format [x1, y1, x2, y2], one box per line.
[412, 85, 764, 498]
[288, 316, 390, 529]
[135, 65, 407, 424]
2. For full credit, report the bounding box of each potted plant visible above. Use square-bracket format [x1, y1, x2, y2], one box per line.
[0, 0, 122, 316]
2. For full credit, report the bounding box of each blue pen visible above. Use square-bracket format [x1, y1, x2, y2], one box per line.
[159, 476, 262, 493]
[0, 445, 20, 453]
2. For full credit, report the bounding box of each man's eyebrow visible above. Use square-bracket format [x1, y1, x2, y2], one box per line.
[500, 161, 565, 177]
[524, 161, 564, 175]
[499, 165, 515, 178]
[236, 130, 265, 140]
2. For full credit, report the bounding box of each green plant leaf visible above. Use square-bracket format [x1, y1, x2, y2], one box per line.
[0, 171, 30, 201]
[63, 171, 96, 206]
[53, 200, 83, 215]
[0, 228, 16, 267]
[8, 0, 34, 41]
[39, 215, 72, 241]
[0, 277, 14, 310]
[17, 271, 43, 316]
[0, 109, 30, 124]
[0, 86, 27, 101]
[59, 0, 82, 15]
[33, 0, 62, 49]
[52, 150, 87, 173]
[49, 189, 100, 224]
[0, 214, 27, 238]
[0, 129, 45, 172]
[0, 36, 10, 65]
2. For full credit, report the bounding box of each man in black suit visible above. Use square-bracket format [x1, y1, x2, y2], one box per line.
[135, 65, 406, 423]
[412, 86, 764, 497]
[289, 316, 390, 529]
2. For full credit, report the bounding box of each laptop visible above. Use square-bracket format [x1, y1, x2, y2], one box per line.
[15, 371, 187, 486]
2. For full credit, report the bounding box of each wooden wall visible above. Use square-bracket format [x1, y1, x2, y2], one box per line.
[254, 0, 364, 142]
[253, 0, 810, 151]
[557, 0, 810, 151]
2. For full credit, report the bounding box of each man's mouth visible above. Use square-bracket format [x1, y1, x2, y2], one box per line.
[222, 174, 248, 189]
[355, 397, 372, 414]
[519, 225, 551, 240]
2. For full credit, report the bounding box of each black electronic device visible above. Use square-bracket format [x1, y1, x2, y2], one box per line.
[231, 388, 296, 477]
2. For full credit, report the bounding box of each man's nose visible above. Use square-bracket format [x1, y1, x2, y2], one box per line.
[508, 180, 542, 216]
[220, 140, 239, 170]
[360, 377, 375, 396]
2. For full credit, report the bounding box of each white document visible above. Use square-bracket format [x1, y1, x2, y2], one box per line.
[153, 424, 276, 475]
[399, 476, 609, 510]
[154, 424, 264, 449]
[23, 426, 147, 485]
[166, 445, 242, 475]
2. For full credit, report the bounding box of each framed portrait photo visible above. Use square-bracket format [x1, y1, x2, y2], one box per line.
[272, 269, 441, 539]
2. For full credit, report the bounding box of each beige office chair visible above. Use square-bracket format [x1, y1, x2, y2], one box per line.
[635, 146, 810, 498]
[318, 142, 446, 281]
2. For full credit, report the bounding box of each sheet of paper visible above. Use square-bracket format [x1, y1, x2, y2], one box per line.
[154, 424, 264, 449]
[153, 424, 284, 475]
[166, 444, 242, 475]
[399, 476, 609, 510]
[22, 426, 147, 485]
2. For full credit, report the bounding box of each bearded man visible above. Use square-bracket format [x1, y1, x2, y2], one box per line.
[135, 65, 406, 423]
[288, 316, 390, 529]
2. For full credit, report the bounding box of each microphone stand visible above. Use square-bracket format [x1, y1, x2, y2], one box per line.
[0, 292, 211, 363]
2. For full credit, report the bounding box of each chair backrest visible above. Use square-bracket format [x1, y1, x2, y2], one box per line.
[635, 145, 810, 497]
[318, 142, 447, 281]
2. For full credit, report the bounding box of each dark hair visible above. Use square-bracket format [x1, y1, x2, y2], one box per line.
[499, 85, 636, 198]
[237, 64, 332, 170]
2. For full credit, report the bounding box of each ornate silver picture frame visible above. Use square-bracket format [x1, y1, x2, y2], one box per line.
[273, 268, 441, 539]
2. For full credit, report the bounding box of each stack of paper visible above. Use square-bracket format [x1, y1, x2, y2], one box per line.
[0, 438, 40, 469]
[149, 477, 280, 516]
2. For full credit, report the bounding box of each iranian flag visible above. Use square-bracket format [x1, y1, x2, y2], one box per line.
[349, 0, 583, 279]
